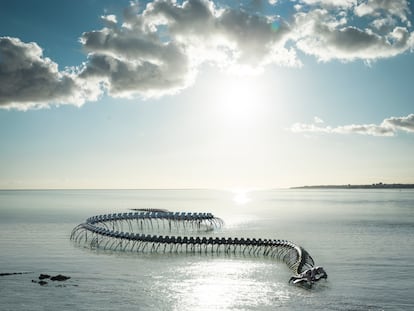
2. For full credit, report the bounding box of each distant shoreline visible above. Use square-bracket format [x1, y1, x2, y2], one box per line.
[291, 183, 414, 189]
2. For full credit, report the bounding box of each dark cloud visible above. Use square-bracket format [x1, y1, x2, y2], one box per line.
[78, 0, 297, 98]
[0, 37, 87, 110]
[294, 8, 413, 61]
[79, 43, 192, 98]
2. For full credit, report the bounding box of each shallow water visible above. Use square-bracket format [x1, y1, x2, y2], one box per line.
[0, 189, 413, 310]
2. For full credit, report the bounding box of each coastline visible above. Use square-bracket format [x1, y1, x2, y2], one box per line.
[291, 183, 414, 189]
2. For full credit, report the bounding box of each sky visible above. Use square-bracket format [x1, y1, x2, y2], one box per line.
[0, 0, 413, 189]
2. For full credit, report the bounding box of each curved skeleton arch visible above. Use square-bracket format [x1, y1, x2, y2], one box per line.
[70, 209, 327, 287]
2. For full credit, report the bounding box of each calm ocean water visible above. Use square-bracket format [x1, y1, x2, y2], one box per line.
[0, 189, 413, 310]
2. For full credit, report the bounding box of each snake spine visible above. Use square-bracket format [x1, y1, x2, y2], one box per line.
[70, 209, 327, 287]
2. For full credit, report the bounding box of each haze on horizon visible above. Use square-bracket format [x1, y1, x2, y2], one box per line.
[0, 0, 413, 190]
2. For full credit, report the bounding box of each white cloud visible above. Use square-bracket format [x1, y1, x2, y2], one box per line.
[370, 15, 397, 33]
[291, 122, 333, 134]
[333, 124, 395, 136]
[290, 114, 414, 137]
[314, 116, 324, 123]
[141, 0, 296, 66]
[101, 14, 118, 28]
[383, 114, 414, 133]
[354, 0, 410, 23]
[299, 0, 357, 8]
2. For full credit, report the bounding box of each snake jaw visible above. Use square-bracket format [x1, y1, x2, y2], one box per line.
[289, 266, 328, 287]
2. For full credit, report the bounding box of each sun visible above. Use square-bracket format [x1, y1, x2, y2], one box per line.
[212, 76, 267, 125]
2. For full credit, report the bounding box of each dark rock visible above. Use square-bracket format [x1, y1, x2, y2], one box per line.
[39, 274, 51, 280]
[50, 274, 71, 281]
[1, 273, 16, 276]
[1, 272, 33, 277]
[38, 280, 48, 286]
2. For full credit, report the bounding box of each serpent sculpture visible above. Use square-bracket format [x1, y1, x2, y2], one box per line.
[70, 209, 327, 288]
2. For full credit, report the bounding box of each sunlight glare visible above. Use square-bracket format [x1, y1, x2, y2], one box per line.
[213, 77, 267, 125]
[232, 189, 250, 205]
[170, 260, 283, 311]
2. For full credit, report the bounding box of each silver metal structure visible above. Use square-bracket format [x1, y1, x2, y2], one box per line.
[70, 209, 327, 287]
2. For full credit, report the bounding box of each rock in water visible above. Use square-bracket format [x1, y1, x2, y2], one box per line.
[50, 274, 70, 281]
[32, 279, 49, 286]
[39, 274, 51, 280]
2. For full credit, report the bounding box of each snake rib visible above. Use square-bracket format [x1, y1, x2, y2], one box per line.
[70, 209, 327, 287]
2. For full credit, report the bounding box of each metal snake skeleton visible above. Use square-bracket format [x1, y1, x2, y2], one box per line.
[70, 209, 327, 287]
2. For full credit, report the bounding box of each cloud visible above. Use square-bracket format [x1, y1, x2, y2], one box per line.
[140, 0, 297, 67]
[0, 37, 100, 110]
[314, 116, 324, 124]
[78, 0, 299, 98]
[383, 114, 414, 132]
[1, 0, 414, 109]
[354, 0, 410, 23]
[79, 32, 193, 98]
[290, 114, 414, 137]
[299, 0, 357, 8]
[293, 9, 413, 62]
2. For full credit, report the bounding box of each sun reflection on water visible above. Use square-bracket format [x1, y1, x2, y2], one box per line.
[167, 259, 291, 311]
[232, 190, 251, 205]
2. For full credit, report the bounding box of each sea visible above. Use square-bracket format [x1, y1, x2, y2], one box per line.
[0, 189, 413, 311]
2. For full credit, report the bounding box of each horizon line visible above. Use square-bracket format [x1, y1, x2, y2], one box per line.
[0, 187, 287, 191]
[1, 183, 414, 191]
